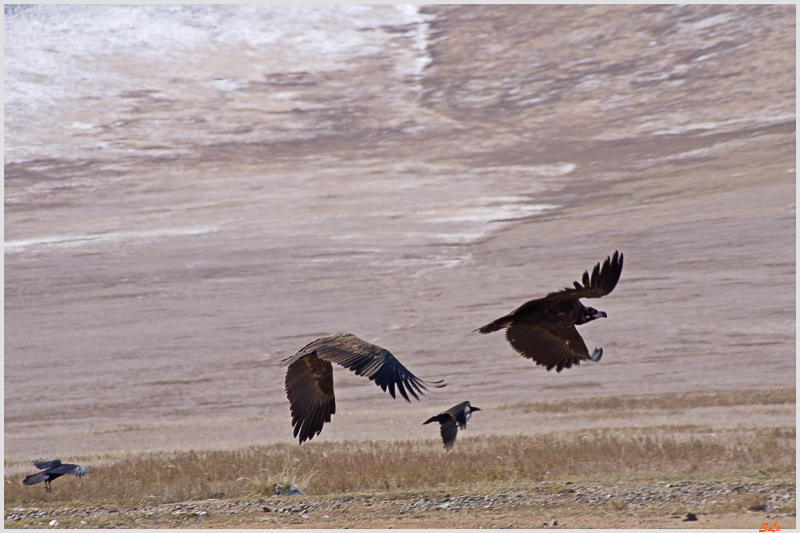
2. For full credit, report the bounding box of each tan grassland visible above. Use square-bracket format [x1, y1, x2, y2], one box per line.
[5, 388, 795, 528]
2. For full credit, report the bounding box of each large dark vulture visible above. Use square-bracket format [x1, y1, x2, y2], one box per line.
[280, 333, 446, 444]
[477, 251, 623, 372]
[23, 460, 88, 492]
[423, 401, 481, 451]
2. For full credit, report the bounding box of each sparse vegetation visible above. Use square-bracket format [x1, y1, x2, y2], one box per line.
[501, 386, 796, 414]
[5, 426, 794, 508]
[239, 463, 316, 498]
[5, 387, 794, 528]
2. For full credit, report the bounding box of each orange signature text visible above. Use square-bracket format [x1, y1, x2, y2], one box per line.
[759, 522, 780, 532]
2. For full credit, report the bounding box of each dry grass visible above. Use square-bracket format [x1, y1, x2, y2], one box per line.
[5, 426, 794, 508]
[501, 387, 796, 414]
[743, 492, 770, 512]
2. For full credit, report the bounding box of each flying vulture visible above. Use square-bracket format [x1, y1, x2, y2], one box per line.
[23, 460, 88, 492]
[423, 401, 481, 450]
[477, 250, 623, 372]
[280, 333, 445, 444]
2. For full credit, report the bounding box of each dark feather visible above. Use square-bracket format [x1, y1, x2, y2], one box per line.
[477, 251, 623, 371]
[23, 460, 87, 491]
[280, 333, 445, 443]
[423, 401, 481, 450]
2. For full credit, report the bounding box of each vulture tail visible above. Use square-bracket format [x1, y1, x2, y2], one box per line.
[475, 315, 512, 334]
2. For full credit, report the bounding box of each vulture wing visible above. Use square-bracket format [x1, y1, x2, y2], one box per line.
[537, 250, 623, 304]
[281, 333, 445, 443]
[281, 333, 444, 402]
[507, 251, 624, 317]
[282, 353, 335, 444]
[506, 322, 596, 372]
[476, 251, 623, 334]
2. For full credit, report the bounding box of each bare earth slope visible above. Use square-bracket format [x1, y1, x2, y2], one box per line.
[4, 2, 794, 480]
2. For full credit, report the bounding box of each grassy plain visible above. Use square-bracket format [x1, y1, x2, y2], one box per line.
[5, 388, 795, 528]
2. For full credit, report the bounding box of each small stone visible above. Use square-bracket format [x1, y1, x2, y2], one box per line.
[49, 519, 59, 527]
[683, 513, 698, 521]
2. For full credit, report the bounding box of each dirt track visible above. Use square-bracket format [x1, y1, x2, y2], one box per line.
[4, 4, 795, 472]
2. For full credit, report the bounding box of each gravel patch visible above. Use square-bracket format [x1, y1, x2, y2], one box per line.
[5, 480, 795, 525]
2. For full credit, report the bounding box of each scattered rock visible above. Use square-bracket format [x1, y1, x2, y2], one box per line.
[3, 481, 795, 526]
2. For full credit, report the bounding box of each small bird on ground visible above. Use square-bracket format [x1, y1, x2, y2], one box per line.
[280, 333, 446, 444]
[423, 401, 481, 450]
[23, 460, 88, 492]
[476, 251, 623, 372]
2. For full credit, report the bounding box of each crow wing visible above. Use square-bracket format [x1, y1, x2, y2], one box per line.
[423, 401, 474, 450]
[439, 418, 459, 451]
[47, 463, 88, 477]
[23, 462, 86, 486]
[423, 401, 470, 429]
[280, 333, 445, 443]
[23, 472, 49, 485]
[444, 401, 471, 430]
[33, 459, 62, 470]
[506, 322, 592, 372]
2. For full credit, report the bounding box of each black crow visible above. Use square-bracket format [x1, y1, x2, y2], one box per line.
[23, 460, 88, 492]
[423, 401, 481, 450]
[477, 251, 623, 372]
[280, 333, 446, 444]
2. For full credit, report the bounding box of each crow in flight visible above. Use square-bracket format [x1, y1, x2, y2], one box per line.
[423, 401, 481, 450]
[280, 333, 446, 444]
[477, 251, 623, 372]
[23, 460, 88, 492]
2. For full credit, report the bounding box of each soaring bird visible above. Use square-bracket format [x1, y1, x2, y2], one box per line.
[280, 333, 446, 444]
[477, 251, 623, 372]
[423, 401, 481, 450]
[22, 460, 88, 492]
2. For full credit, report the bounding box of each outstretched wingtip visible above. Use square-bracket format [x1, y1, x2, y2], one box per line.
[428, 378, 447, 388]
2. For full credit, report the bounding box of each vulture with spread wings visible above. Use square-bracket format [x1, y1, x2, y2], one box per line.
[477, 251, 623, 372]
[423, 401, 481, 450]
[280, 333, 446, 444]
